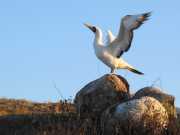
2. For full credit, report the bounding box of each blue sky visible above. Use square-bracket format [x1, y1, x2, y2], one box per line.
[0, 0, 180, 106]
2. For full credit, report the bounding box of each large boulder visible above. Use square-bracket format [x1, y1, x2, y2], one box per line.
[176, 107, 180, 126]
[133, 87, 176, 118]
[176, 107, 180, 115]
[167, 107, 180, 135]
[74, 74, 130, 118]
[176, 107, 180, 129]
[101, 96, 169, 135]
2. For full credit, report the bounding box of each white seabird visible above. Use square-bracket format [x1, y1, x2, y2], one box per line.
[84, 12, 151, 75]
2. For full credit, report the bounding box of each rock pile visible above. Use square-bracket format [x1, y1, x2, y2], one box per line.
[74, 74, 177, 135]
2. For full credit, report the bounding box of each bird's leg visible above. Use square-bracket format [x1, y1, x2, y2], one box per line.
[110, 68, 115, 74]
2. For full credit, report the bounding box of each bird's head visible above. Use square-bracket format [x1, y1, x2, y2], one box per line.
[84, 23, 97, 33]
[84, 23, 103, 43]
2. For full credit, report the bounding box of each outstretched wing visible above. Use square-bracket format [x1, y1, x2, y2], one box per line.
[107, 12, 151, 58]
[106, 30, 116, 45]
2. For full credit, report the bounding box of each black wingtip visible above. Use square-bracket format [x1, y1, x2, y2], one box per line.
[143, 12, 152, 20]
[144, 12, 152, 17]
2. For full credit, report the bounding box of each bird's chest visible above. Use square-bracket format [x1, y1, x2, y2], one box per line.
[96, 50, 118, 68]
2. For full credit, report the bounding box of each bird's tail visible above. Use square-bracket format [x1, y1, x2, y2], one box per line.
[117, 58, 144, 75]
[127, 67, 144, 75]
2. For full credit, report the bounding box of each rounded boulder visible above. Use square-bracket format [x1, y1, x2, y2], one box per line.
[101, 96, 169, 135]
[74, 74, 130, 118]
[133, 87, 176, 118]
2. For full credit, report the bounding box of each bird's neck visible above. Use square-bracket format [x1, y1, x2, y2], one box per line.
[94, 29, 103, 46]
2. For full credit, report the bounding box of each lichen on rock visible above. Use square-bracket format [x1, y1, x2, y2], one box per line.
[101, 96, 169, 135]
[133, 87, 176, 119]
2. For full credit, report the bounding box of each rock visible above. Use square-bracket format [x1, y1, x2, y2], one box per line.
[74, 74, 130, 118]
[133, 87, 176, 118]
[176, 107, 180, 121]
[176, 107, 180, 115]
[167, 107, 180, 135]
[101, 96, 169, 135]
[176, 107, 180, 127]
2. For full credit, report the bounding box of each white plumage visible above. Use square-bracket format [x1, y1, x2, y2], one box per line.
[84, 12, 151, 75]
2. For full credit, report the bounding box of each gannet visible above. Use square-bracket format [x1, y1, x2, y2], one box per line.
[84, 12, 151, 75]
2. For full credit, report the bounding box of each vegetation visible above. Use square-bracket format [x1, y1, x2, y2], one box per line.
[0, 98, 75, 116]
[0, 98, 179, 135]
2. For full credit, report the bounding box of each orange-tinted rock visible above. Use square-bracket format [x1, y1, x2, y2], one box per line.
[74, 74, 130, 118]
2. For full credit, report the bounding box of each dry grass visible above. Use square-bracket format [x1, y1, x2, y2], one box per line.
[0, 98, 180, 135]
[0, 98, 75, 116]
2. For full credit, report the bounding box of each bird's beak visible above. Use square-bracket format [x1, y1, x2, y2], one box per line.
[84, 23, 96, 33]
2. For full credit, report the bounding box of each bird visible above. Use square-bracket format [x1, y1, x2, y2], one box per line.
[84, 12, 151, 75]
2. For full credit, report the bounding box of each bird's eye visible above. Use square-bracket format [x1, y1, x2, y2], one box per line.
[92, 27, 96, 33]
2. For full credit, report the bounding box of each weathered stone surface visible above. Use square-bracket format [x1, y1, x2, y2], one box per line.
[133, 87, 176, 118]
[176, 107, 180, 115]
[176, 108, 180, 128]
[101, 96, 169, 135]
[74, 74, 130, 118]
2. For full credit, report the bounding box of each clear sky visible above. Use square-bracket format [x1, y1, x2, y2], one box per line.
[0, 0, 180, 106]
